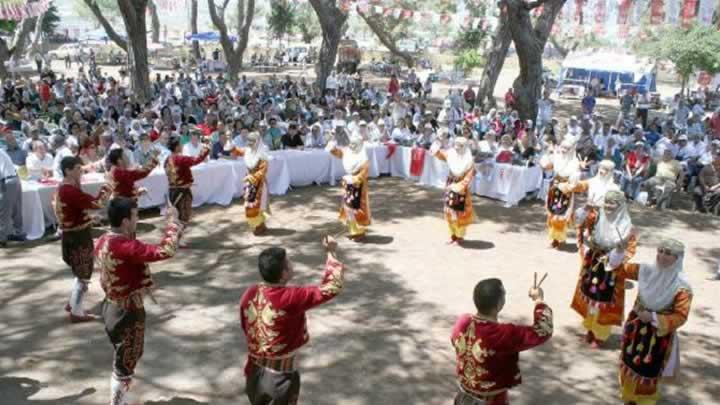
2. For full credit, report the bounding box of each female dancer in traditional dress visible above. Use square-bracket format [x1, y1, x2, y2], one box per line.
[569, 190, 637, 348]
[327, 133, 372, 241]
[561, 159, 621, 252]
[431, 136, 475, 245]
[616, 239, 692, 405]
[539, 139, 580, 249]
[232, 132, 271, 236]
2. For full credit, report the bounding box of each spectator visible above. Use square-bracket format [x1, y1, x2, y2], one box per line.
[642, 149, 684, 207]
[621, 142, 650, 199]
[265, 117, 284, 150]
[182, 130, 205, 157]
[25, 141, 54, 180]
[635, 91, 651, 128]
[581, 89, 596, 116]
[536, 90, 554, 135]
[696, 153, 720, 213]
[463, 85, 476, 110]
[211, 131, 233, 160]
[3, 130, 27, 166]
[134, 133, 156, 167]
[281, 123, 304, 149]
[305, 123, 325, 149]
[619, 90, 635, 118]
[504, 87, 516, 110]
[0, 148, 24, 247]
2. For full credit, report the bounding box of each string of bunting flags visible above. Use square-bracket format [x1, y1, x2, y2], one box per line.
[0, 0, 52, 21]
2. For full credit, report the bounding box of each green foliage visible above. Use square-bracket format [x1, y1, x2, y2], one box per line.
[294, 3, 320, 44]
[73, 0, 122, 24]
[0, 20, 17, 34]
[638, 24, 720, 85]
[267, 0, 295, 41]
[454, 48, 483, 74]
[42, 2, 61, 36]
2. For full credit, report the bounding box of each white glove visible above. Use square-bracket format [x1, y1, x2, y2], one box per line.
[343, 175, 353, 185]
[607, 248, 625, 269]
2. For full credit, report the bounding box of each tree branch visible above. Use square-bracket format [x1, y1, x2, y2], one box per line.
[82, 0, 128, 51]
[357, 9, 414, 67]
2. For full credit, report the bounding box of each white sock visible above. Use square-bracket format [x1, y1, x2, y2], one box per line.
[110, 374, 131, 405]
[69, 278, 88, 316]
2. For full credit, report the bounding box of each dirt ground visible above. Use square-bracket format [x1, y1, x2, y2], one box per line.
[1, 176, 719, 405]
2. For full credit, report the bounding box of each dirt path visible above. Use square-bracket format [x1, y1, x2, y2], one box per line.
[1, 177, 718, 404]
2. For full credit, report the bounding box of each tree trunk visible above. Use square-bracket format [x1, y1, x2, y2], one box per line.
[476, 10, 511, 109]
[0, 17, 38, 79]
[148, 0, 161, 43]
[190, 0, 200, 59]
[0, 39, 11, 78]
[31, 11, 46, 52]
[82, 0, 128, 52]
[506, 0, 566, 121]
[118, 0, 151, 103]
[309, 0, 348, 89]
[357, 11, 414, 68]
[10, 17, 38, 62]
[207, 0, 255, 79]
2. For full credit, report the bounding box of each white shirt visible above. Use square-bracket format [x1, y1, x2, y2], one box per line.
[537, 98, 554, 122]
[182, 142, 204, 158]
[0, 149, 17, 178]
[53, 146, 75, 179]
[326, 76, 337, 90]
[26, 153, 54, 179]
[654, 138, 678, 159]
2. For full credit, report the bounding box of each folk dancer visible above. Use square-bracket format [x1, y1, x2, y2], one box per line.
[95, 198, 183, 405]
[165, 134, 209, 242]
[327, 133, 372, 241]
[54, 156, 111, 322]
[231, 132, 271, 236]
[569, 191, 637, 348]
[107, 148, 159, 203]
[241, 236, 346, 404]
[431, 137, 475, 245]
[561, 160, 621, 251]
[451, 278, 553, 405]
[617, 238, 692, 405]
[539, 139, 581, 249]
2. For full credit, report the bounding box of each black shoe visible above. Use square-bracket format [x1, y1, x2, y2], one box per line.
[0, 241, 7, 248]
[8, 234, 26, 242]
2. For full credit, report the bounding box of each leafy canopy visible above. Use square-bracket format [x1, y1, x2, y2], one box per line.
[638, 24, 720, 80]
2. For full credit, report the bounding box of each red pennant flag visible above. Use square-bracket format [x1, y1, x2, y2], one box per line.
[650, 0, 665, 24]
[575, 0, 584, 24]
[402, 9, 413, 19]
[681, 0, 698, 27]
[594, 0, 606, 35]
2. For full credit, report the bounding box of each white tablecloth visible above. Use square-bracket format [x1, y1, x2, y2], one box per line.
[21, 145, 540, 240]
[473, 163, 543, 207]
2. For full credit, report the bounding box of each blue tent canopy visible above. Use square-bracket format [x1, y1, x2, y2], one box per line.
[185, 32, 236, 42]
[557, 51, 657, 95]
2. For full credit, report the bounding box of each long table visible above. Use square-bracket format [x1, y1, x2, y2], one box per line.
[21, 145, 541, 240]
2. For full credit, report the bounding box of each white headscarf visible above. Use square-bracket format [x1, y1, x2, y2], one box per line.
[587, 160, 620, 206]
[638, 239, 692, 311]
[342, 134, 368, 174]
[553, 139, 580, 178]
[244, 132, 269, 170]
[591, 191, 633, 250]
[447, 138, 474, 177]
